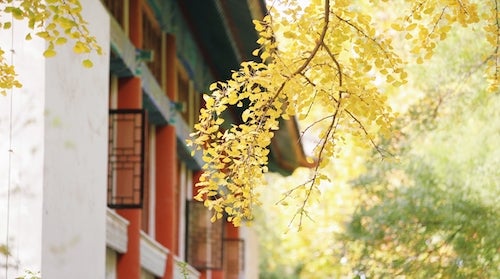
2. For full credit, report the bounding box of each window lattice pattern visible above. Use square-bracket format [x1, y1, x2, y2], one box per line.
[143, 11, 163, 84]
[186, 200, 224, 270]
[101, 0, 125, 28]
[107, 109, 145, 209]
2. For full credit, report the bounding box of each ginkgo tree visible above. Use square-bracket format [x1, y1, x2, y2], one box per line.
[188, 0, 500, 225]
[0, 0, 102, 96]
[257, 3, 500, 278]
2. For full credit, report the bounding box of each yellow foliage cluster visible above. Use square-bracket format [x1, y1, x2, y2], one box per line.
[189, 0, 500, 225]
[393, 0, 499, 90]
[0, 0, 102, 95]
[0, 49, 22, 96]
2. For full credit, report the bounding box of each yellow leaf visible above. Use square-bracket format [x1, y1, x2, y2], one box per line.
[406, 23, 417, 31]
[82, 59, 93, 68]
[70, 32, 80, 39]
[209, 82, 218, 91]
[253, 20, 264, 32]
[391, 23, 403, 31]
[400, 71, 408, 80]
[203, 94, 215, 108]
[242, 109, 251, 122]
[46, 23, 57, 30]
[11, 8, 24, 20]
[3, 22, 11, 29]
[423, 7, 434, 14]
[261, 51, 270, 61]
[283, 31, 295, 38]
[207, 191, 218, 197]
[73, 41, 89, 54]
[25, 33, 32, 40]
[36, 31, 51, 39]
[56, 37, 68, 45]
[43, 49, 57, 58]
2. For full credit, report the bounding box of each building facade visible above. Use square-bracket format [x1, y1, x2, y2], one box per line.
[0, 0, 309, 278]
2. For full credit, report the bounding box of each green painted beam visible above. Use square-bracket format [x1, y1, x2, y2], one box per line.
[109, 16, 136, 77]
[140, 64, 173, 125]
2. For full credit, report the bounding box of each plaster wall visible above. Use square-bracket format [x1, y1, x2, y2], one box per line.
[0, 8, 46, 279]
[41, 0, 110, 278]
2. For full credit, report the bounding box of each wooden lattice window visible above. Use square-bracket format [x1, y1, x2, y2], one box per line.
[143, 9, 163, 84]
[107, 109, 146, 208]
[101, 0, 126, 28]
[141, 124, 152, 232]
[186, 200, 224, 270]
[177, 65, 189, 125]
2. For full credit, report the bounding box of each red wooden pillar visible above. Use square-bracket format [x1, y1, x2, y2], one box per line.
[191, 171, 202, 199]
[212, 270, 224, 279]
[223, 220, 240, 279]
[116, 78, 143, 279]
[117, 1, 143, 278]
[225, 223, 239, 239]
[156, 34, 178, 279]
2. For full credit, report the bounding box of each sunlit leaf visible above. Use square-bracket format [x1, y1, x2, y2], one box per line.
[82, 59, 93, 68]
[43, 49, 57, 58]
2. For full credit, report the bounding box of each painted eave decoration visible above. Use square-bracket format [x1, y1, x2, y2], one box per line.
[178, 0, 312, 174]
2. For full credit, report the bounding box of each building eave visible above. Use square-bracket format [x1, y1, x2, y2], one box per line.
[165, 0, 313, 174]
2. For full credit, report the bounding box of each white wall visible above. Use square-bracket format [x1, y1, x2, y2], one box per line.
[0, 7, 46, 279]
[41, 0, 110, 278]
